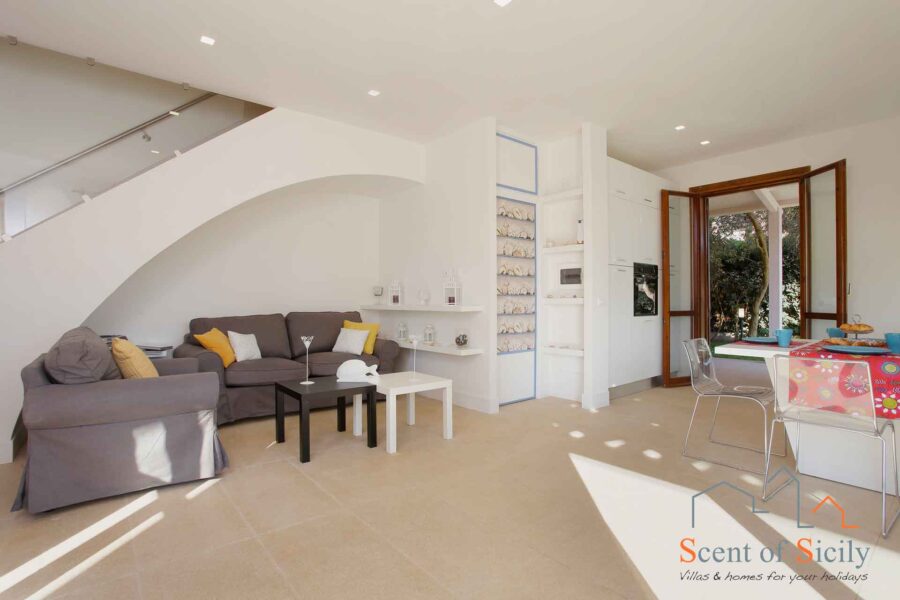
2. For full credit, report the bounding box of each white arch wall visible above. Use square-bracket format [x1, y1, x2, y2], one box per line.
[0, 107, 425, 462]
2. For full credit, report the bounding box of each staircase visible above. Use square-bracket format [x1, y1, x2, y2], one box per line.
[0, 106, 425, 462]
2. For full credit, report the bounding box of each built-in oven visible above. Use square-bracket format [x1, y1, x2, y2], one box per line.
[634, 262, 658, 316]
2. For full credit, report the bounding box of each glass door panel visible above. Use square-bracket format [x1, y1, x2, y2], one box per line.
[800, 160, 847, 337]
[662, 190, 703, 386]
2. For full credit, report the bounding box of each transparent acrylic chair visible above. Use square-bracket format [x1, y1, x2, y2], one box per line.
[763, 355, 900, 537]
[682, 338, 784, 474]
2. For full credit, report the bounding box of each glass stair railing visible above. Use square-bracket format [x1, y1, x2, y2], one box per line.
[0, 93, 269, 239]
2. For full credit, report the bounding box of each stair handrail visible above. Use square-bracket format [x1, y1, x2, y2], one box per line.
[0, 92, 217, 195]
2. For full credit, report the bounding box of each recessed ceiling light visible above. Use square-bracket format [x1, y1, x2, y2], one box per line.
[674, 125, 686, 131]
[700, 140, 711, 145]
[150, 149, 160, 154]
[200, 35, 216, 46]
[169, 110, 180, 116]
[367, 89, 381, 97]
[494, 0, 513, 6]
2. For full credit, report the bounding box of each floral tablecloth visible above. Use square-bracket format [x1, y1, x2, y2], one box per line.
[789, 340, 900, 419]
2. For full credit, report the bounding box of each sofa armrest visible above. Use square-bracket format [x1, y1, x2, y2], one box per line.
[174, 343, 224, 386]
[152, 357, 199, 376]
[23, 372, 219, 430]
[373, 338, 400, 373]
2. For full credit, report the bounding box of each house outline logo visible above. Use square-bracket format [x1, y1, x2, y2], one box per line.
[690, 481, 767, 528]
[812, 496, 859, 529]
[691, 468, 820, 530]
[764, 467, 815, 529]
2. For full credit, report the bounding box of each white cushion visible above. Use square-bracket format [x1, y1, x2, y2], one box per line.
[332, 328, 369, 355]
[227, 331, 262, 362]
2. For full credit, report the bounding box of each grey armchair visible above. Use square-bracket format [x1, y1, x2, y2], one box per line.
[13, 355, 228, 513]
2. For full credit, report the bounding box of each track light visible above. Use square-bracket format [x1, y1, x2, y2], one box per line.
[141, 131, 152, 142]
[86, 57, 96, 67]
[7, 36, 17, 46]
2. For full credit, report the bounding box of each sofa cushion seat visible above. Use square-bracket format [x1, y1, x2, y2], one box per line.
[301, 352, 378, 377]
[224, 357, 305, 387]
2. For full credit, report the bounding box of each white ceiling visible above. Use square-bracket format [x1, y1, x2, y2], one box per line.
[3, 0, 900, 171]
[708, 184, 798, 216]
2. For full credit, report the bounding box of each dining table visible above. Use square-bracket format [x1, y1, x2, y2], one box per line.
[716, 338, 900, 494]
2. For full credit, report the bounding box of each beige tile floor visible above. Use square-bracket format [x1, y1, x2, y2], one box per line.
[0, 377, 897, 599]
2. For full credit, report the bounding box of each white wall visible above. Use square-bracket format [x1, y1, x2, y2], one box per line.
[375, 118, 498, 413]
[0, 41, 204, 186]
[0, 106, 425, 462]
[85, 187, 381, 346]
[657, 113, 900, 333]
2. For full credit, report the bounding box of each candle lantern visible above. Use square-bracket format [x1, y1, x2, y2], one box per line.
[443, 273, 460, 306]
[389, 281, 403, 305]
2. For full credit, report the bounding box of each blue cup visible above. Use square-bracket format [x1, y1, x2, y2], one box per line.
[886, 333, 900, 354]
[826, 327, 846, 339]
[775, 329, 793, 348]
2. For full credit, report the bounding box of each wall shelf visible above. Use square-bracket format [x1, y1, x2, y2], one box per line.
[540, 188, 582, 204]
[496, 214, 535, 223]
[542, 346, 584, 357]
[392, 340, 484, 356]
[543, 244, 584, 255]
[498, 349, 535, 356]
[543, 298, 584, 305]
[497, 273, 535, 278]
[496, 234, 536, 242]
[361, 304, 483, 313]
[497, 253, 536, 259]
[498, 311, 536, 316]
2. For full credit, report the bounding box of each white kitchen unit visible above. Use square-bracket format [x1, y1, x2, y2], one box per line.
[607, 158, 668, 392]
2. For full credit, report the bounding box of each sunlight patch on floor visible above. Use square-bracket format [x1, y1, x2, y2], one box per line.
[569, 431, 585, 439]
[569, 454, 821, 598]
[740, 474, 763, 488]
[27, 512, 164, 600]
[185, 478, 220, 500]
[604, 439, 626, 448]
[642, 449, 662, 460]
[0, 491, 158, 594]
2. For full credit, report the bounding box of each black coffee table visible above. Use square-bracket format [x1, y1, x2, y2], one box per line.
[275, 377, 377, 463]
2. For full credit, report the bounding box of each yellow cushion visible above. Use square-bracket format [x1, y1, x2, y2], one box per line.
[111, 338, 159, 379]
[343, 320, 380, 355]
[194, 328, 236, 368]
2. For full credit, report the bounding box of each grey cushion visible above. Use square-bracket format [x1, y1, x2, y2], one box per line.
[43, 327, 121, 385]
[286, 312, 362, 357]
[299, 352, 378, 377]
[225, 357, 305, 387]
[189, 314, 291, 359]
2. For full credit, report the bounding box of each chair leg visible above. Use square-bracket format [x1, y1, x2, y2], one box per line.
[705, 397, 785, 457]
[762, 417, 779, 501]
[707, 396, 721, 441]
[682, 394, 702, 457]
[682, 394, 768, 475]
[883, 423, 900, 537]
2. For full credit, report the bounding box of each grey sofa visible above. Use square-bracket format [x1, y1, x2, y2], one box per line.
[14, 327, 227, 513]
[174, 311, 400, 424]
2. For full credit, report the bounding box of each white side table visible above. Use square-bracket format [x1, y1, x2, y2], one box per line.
[352, 371, 452, 454]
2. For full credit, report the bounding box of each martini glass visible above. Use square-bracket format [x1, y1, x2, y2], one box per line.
[300, 336, 315, 385]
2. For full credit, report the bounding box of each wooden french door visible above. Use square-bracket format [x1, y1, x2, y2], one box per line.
[799, 160, 847, 337]
[661, 190, 708, 387]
